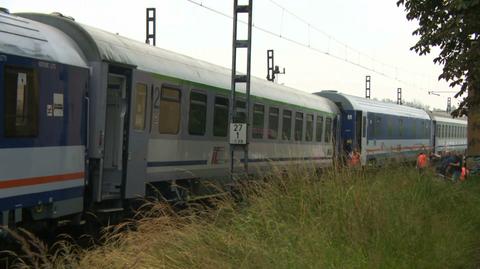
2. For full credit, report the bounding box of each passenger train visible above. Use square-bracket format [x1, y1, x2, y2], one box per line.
[0, 10, 467, 230]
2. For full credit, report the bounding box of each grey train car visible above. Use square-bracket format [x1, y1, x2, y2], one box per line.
[0, 10, 339, 229]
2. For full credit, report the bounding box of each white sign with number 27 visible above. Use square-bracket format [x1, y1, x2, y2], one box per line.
[230, 123, 247, 144]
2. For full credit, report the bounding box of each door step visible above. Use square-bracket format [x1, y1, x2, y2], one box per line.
[96, 207, 124, 213]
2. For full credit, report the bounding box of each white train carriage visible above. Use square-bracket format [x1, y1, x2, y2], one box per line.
[317, 91, 432, 164]
[430, 112, 467, 154]
[0, 11, 88, 226]
[19, 13, 339, 206]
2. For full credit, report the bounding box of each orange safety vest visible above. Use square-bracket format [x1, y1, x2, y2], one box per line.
[350, 152, 361, 166]
[417, 154, 427, 168]
[460, 167, 469, 181]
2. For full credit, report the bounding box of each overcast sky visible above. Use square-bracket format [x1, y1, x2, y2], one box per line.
[4, 0, 459, 110]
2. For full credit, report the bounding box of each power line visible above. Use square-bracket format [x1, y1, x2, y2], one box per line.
[265, 0, 434, 81]
[183, 0, 440, 93]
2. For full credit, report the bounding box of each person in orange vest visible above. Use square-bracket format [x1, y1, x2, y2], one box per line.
[460, 163, 469, 181]
[416, 152, 428, 173]
[349, 149, 361, 167]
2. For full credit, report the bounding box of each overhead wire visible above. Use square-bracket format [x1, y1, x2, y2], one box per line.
[184, 0, 445, 95]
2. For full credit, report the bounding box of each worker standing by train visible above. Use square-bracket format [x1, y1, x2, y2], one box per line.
[416, 152, 428, 173]
[460, 162, 469, 181]
[349, 148, 361, 167]
[448, 154, 463, 181]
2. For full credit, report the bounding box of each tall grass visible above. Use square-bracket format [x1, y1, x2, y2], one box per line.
[9, 164, 480, 268]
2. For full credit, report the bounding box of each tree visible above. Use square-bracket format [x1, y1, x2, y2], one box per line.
[396, 0, 480, 117]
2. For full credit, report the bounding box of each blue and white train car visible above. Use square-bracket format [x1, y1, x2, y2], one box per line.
[0, 12, 88, 226]
[316, 91, 432, 164]
[430, 112, 467, 154]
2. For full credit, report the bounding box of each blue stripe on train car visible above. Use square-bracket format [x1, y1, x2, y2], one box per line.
[367, 112, 431, 140]
[0, 186, 84, 211]
[0, 53, 88, 148]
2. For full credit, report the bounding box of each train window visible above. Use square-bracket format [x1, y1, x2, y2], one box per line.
[306, 114, 314, 141]
[362, 116, 366, 138]
[412, 120, 417, 139]
[316, 115, 324, 142]
[268, 107, 279, 139]
[213, 97, 229, 137]
[159, 87, 181, 134]
[426, 122, 430, 138]
[4, 67, 38, 137]
[374, 116, 381, 138]
[420, 121, 425, 139]
[188, 91, 207, 135]
[399, 118, 404, 138]
[294, 112, 304, 141]
[325, 117, 332, 143]
[133, 83, 147, 130]
[252, 104, 265, 139]
[234, 100, 246, 123]
[282, 110, 292, 140]
[387, 117, 393, 138]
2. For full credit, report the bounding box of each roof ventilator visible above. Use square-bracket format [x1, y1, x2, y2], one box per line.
[50, 12, 75, 21]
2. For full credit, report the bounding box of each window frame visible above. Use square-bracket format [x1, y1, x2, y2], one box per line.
[305, 113, 314, 142]
[282, 109, 292, 141]
[3, 66, 39, 137]
[213, 95, 229, 137]
[158, 86, 182, 135]
[268, 106, 280, 140]
[294, 111, 304, 141]
[315, 114, 324, 142]
[324, 117, 332, 143]
[252, 103, 265, 139]
[188, 90, 208, 136]
[133, 83, 148, 131]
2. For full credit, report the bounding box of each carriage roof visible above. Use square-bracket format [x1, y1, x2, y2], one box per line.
[0, 12, 87, 67]
[316, 91, 431, 120]
[17, 12, 338, 115]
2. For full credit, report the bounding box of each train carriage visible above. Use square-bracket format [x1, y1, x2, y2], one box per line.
[0, 9, 468, 232]
[0, 12, 88, 227]
[18, 12, 339, 210]
[430, 112, 467, 154]
[316, 91, 432, 164]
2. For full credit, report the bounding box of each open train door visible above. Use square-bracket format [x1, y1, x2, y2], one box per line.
[124, 70, 151, 199]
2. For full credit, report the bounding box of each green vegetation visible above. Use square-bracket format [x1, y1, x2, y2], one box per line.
[397, 0, 480, 115]
[9, 165, 480, 268]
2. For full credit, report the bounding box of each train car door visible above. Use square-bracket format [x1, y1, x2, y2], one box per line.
[361, 113, 367, 164]
[355, 111, 363, 151]
[124, 70, 151, 199]
[101, 73, 128, 200]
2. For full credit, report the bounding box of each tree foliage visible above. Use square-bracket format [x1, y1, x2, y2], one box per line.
[397, 0, 480, 116]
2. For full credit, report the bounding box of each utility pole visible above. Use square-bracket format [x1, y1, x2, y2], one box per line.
[266, 49, 285, 83]
[145, 8, 156, 45]
[365, 75, 371, 99]
[229, 0, 253, 179]
[397, 88, 402, 105]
